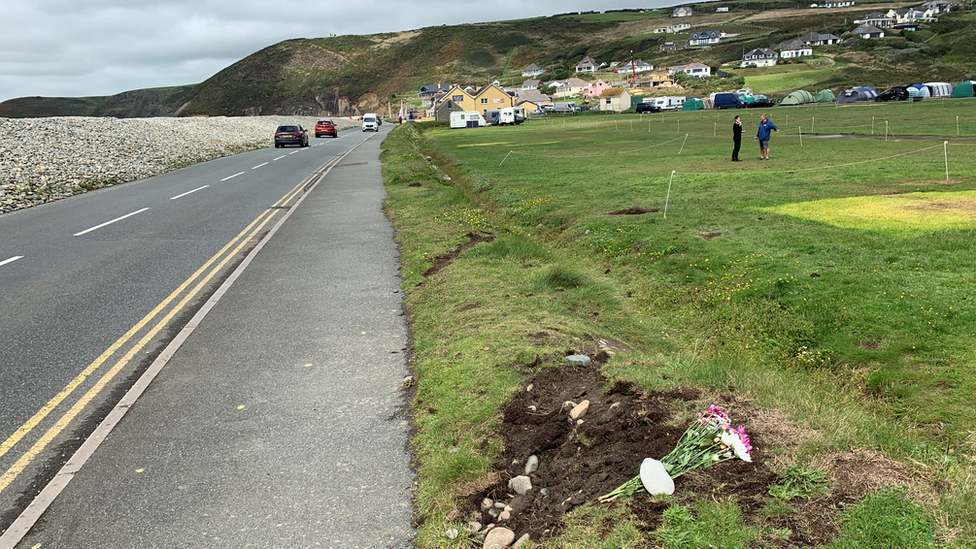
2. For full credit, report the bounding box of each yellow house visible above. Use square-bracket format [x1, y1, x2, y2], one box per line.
[472, 83, 514, 115]
[433, 86, 477, 121]
[600, 87, 632, 112]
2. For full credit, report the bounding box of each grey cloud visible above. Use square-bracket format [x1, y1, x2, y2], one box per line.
[1, 0, 666, 102]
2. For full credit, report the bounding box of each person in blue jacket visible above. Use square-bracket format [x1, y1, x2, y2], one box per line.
[754, 114, 779, 160]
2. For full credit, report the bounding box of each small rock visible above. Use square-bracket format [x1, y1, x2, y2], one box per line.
[481, 498, 494, 511]
[525, 455, 539, 475]
[526, 384, 533, 392]
[508, 475, 532, 495]
[540, 488, 549, 497]
[504, 505, 512, 512]
[465, 521, 483, 533]
[569, 400, 590, 420]
[449, 447, 459, 453]
[488, 508, 499, 518]
[513, 533, 531, 548]
[499, 510, 511, 521]
[561, 400, 577, 412]
[484, 527, 516, 549]
[495, 502, 507, 509]
[565, 354, 591, 366]
[446, 528, 459, 539]
[576, 419, 584, 426]
[609, 402, 621, 412]
[528, 405, 536, 412]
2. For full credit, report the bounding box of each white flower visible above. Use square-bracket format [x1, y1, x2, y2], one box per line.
[720, 432, 752, 463]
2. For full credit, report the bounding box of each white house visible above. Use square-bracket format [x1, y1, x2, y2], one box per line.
[776, 39, 813, 58]
[521, 63, 545, 77]
[921, 0, 955, 14]
[673, 6, 693, 17]
[614, 60, 654, 74]
[575, 56, 600, 73]
[653, 23, 691, 33]
[522, 80, 541, 90]
[716, 6, 730, 12]
[857, 12, 894, 28]
[669, 63, 711, 78]
[812, 0, 855, 7]
[688, 30, 725, 46]
[741, 48, 778, 68]
[854, 24, 885, 38]
[799, 32, 843, 45]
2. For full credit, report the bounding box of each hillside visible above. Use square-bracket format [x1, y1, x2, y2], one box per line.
[1, 0, 973, 118]
[0, 85, 194, 119]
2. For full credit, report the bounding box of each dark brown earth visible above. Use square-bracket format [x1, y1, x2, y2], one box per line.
[422, 232, 495, 279]
[458, 354, 914, 547]
[608, 207, 660, 215]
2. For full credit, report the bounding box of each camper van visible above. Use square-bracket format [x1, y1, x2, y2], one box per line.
[449, 111, 488, 129]
[485, 107, 525, 126]
[653, 96, 686, 110]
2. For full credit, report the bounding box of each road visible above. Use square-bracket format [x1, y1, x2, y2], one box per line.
[0, 125, 414, 547]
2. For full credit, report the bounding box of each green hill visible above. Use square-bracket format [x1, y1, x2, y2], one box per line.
[0, 85, 195, 118]
[2, 0, 973, 118]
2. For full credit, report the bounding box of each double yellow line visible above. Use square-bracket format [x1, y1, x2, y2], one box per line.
[0, 171, 321, 495]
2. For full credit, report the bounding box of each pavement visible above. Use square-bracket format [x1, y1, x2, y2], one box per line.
[7, 129, 417, 549]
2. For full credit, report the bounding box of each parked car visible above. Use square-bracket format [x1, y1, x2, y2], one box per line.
[746, 96, 775, 108]
[875, 86, 910, 102]
[362, 113, 380, 132]
[274, 125, 308, 148]
[636, 102, 662, 113]
[314, 119, 337, 138]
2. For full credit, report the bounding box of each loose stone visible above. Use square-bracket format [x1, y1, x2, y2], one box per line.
[525, 455, 539, 475]
[565, 354, 591, 366]
[508, 475, 532, 495]
[569, 400, 590, 420]
[483, 527, 516, 549]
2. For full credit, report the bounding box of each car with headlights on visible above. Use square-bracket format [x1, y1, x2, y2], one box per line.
[274, 125, 309, 148]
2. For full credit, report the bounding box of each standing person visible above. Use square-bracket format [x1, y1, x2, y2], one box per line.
[754, 113, 779, 160]
[731, 115, 743, 161]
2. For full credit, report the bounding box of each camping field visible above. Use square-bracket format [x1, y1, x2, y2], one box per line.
[381, 99, 976, 548]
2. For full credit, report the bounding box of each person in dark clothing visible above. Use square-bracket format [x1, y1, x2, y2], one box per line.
[731, 116, 743, 161]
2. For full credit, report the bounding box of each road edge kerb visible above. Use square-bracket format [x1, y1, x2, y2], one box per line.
[0, 133, 378, 549]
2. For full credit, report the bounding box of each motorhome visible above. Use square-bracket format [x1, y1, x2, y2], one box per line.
[449, 111, 488, 129]
[552, 102, 581, 114]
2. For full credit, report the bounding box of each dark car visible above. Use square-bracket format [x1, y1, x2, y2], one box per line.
[635, 102, 662, 113]
[713, 93, 746, 109]
[314, 119, 337, 138]
[875, 86, 910, 102]
[274, 125, 308, 148]
[746, 97, 775, 109]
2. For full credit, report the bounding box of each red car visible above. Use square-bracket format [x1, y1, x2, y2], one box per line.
[315, 119, 337, 138]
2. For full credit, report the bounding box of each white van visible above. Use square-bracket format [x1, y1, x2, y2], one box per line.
[362, 113, 379, 132]
[449, 111, 487, 129]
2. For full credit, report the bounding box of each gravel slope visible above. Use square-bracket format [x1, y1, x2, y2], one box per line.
[0, 116, 360, 214]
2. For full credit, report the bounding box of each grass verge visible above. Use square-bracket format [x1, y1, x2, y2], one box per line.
[381, 100, 976, 547]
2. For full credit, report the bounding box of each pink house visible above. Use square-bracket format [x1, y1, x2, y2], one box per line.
[583, 79, 611, 98]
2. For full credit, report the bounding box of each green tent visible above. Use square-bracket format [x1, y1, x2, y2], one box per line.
[814, 89, 836, 103]
[780, 90, 816, 105]
[950, 81, 975, 98]
[682, 98, 705, 111]
[741, 95, 756, 104]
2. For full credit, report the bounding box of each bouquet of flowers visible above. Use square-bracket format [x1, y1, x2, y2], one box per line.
[599, 405, 753, 502]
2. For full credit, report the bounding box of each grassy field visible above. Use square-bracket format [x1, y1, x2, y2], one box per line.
[381, 99, 976, 548]
[744, 68, 840, 93]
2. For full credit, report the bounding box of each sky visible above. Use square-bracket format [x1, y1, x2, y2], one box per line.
[0, 0, 676, 103]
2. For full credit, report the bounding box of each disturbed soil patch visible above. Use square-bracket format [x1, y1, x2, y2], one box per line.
[608, 206, 660, 215]
[460, 361, 912, 546]
[422, 232, 494, 279]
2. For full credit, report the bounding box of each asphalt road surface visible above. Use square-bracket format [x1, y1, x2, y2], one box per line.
[0, 124, 415, 547]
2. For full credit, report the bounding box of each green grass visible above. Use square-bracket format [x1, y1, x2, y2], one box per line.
[744, 68, 839, 93]
[382, 99, 976, 547]
[830, 487, 936, 548]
